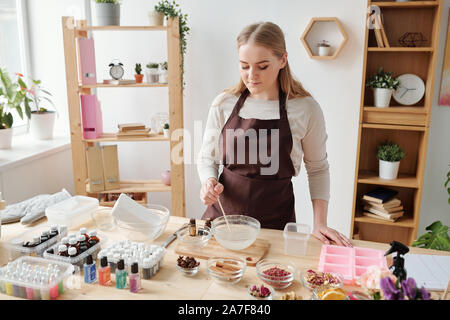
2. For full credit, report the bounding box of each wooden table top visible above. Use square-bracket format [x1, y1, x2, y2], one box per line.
[0, 215, 448, 300]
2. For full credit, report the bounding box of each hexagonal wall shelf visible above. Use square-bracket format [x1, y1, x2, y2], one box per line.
[301, 17, 348, 60]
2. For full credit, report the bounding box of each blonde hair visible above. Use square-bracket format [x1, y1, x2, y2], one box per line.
[225, 22, 311, 99]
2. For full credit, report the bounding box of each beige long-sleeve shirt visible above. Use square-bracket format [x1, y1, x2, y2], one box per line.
[197, 92, 330, 201]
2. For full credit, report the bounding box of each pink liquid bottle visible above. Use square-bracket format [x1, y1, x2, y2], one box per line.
[129, 262, 141, 293]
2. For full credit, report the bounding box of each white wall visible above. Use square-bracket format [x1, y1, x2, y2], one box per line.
[22, 0, 449, 238]
[419, 0, 450, 233]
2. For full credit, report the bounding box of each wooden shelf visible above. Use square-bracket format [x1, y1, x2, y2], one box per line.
[363, 106, 427, 114]
[371, 1, 439, 8]
[352, 0, 442, 244]
[76, 25, 167, 31]
[79, 83, 168, 89]
[362, 106, 428, 126]
[354, 215, 415, 228]
[361, 123, 426, 131]
[367, 47, 433, 52]
[83, 133, 169, 142]
[63, 16, 186, 217]
[300, 17, 348, 60]
[358, 171, 419, 188]
[86, 180, 171, 194]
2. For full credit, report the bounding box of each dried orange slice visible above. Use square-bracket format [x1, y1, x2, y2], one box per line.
[318, 288, 347, 300]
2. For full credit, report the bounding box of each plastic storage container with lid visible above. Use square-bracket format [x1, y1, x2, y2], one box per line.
[0, 256, 76, 300]
[45, 196, 99, 229]
[5, 225, 68, 261]
[283, 222, 311, 257]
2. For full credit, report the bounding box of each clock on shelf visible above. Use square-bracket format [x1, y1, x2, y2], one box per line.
[393, 74, 425, 106]
[108, 60, 124, 80]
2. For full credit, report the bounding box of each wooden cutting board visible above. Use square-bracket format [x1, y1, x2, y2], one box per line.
[175, 238, 270, 267]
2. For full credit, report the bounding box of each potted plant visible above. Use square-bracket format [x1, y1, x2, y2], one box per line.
[376, 141, 405, 180]
[317, 40, 331, 56]
[146, 62, 160, 83]
[148, 2, 165, 26]
[366, 67, 401, 108]
[92, 0, 121, 26]
[23, 78, 57, 140]
[163, 122, 169, 138]
[0, 69, 29, 149]
[134, 63, 143, 83]
[159, 61, 168, 83]
[154, 0, 190, 88]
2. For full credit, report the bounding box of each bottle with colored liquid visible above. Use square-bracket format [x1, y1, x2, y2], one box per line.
[87, 230, 100, 248]
[129, 262, 141, 293]
[98, 256, 111, 286]
[49, 226, 59, 239]
[68, 237, 79, 255]
[83, 254, 97, 284]
[58, 245, 68, 257]
[115, 259, 127, 289]
[80, 227, 89, 240]
[68, 247, 77, 259]
[77, 235, 89, 253]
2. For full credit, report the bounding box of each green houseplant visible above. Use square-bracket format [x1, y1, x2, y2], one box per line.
[412, 221, 450, 251]
[376, 141, 405, 180]
[0, 69, 29, 148]
[22, 76, 57, 140]
[92, 0, 121, 26]
[134, 63, 143, 83]
[412, 168, 450, 251]
[146, 62, 159, 83]
[366, 67, 400, 108]
[155, 0, 190, 88]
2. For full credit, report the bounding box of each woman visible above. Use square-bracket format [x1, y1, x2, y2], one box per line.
[197, 22, 352, 247]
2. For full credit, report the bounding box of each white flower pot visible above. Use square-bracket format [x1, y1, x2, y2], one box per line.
[379, 159, 400, 180]
[318, 46, 331, 56]
[163, 128, 170, 138]
[373, 88, 393, 108]
[93, 3, 120, 26]
[30, 111, 55, 140]
[159, 71, 168, 83]
[0, 127, 13, 149]
[146, 69, 159, 83]
[148, 11, 164, 26]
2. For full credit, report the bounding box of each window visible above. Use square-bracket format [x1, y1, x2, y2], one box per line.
[0, 0, 30, 132]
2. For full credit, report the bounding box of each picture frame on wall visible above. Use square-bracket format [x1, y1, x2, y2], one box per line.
[438, 9, 450, 106]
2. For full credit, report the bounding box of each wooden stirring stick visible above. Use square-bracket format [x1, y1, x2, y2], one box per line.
[217, 197, 232, 232]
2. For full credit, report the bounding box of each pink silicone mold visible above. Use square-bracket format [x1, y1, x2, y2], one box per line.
[318, 245, 388, 285]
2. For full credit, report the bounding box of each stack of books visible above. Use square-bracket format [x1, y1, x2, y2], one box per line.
[116, 123, 151, 138]
[362, 187, 404, 222]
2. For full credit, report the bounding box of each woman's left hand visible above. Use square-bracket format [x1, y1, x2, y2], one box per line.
[312, 224, 353, 247]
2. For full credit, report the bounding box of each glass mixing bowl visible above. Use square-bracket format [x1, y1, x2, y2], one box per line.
[211, 215, 260, 251]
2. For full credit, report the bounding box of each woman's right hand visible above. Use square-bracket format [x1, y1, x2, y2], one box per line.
[200, 177, 224, 206]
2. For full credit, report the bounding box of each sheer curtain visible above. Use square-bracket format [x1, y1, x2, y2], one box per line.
[0, 0, 30, 131]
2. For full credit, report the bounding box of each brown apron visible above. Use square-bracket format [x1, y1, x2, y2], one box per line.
[202, 87, 296, 230]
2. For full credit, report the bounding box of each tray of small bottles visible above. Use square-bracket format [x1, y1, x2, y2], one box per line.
[5, 225, 68, 260]
[0, 256, 75, 300]
[43, 227, 105, 269]
[98, 240, 166, 279]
